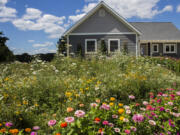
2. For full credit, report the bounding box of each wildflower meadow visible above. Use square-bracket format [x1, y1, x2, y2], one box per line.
[0, 55, 180, 135]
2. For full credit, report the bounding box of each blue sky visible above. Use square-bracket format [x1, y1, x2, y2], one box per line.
[0, 0, 180, 54]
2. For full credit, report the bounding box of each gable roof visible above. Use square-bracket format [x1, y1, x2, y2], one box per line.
[63, 1, 141, 36]
[130, 22, 180, 42]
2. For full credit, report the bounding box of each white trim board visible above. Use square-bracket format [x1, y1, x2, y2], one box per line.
[63, 1, 141, 36]
[69, 32, 136, 35]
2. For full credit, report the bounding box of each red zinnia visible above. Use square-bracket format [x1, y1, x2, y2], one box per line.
[60, 122, 67, 128]
[94, 117, 101, 123]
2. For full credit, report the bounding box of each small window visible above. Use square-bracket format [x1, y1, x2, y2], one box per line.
[85, 39, 97, 54]
[152, 44, 159, 53]
[164, 44, 177, 54]
[108, 39, 120, 53]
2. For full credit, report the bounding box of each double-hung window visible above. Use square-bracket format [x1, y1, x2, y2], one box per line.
[108, 39, 120, 53]
[152, 44, 159, 53]
[85, 39, 97, 54]
[164, 44, 177, 54]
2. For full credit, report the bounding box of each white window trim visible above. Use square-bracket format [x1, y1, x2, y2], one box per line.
[163, 44, 177, 54]
[108, 39, 120, 53]
[151, 44, 159, 53]
[85, 39, 97, 54]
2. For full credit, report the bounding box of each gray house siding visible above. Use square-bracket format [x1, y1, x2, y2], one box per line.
[69, 34, 136, 55]
[71, 7, 133, 33]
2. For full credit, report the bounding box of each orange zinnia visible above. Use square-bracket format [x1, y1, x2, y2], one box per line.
[56, 133, 61, 135]
[25, 128, 31, 132]
[60, 122, 67, 128]
[0, 128, 6, 133]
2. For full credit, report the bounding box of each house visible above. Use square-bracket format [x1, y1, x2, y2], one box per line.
[63, 1, 180, 58]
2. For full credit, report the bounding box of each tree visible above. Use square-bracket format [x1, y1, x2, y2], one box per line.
[0, 32, 14, 62]
[57, 36, 67, 55]
[100, 39, 107, 55]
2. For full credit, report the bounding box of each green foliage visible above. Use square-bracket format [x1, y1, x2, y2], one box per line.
[57, 36, 67, 55]
[0, 55, 180, 134]
[100, 40, 107, 55]
[0, 32, 14, 62]
[122, 42, 128, 55]
[77, 43, 83, 57]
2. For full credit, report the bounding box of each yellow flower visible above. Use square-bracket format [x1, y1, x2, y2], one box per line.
[118, 109, 124, 114]
[109, 102, 114, 106]
[118, 103, 123, 107]
[85, 87, 89, 90]
[23, 100, 28, 105]
[4, 77, 9, 81]
[110, 97, 116, 101]
[65, 92, 72, 97]
[19, 118, 23, 121]
[34, 103, 39, 107]
[103, 102, 107, 105]
[0, 123, 2, 127]
[119, 116, 125, 121]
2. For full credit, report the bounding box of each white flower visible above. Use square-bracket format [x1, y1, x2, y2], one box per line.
[148, 120, 156, 126]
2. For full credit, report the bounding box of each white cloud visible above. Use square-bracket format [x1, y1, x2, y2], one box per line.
[32, 48, 57, 54]
[68, 13, 86, 24]
[177, 5, 180, 12]
[12, 8, 66, 38]
[68, 0, 174, 23]
[32, 41, 54, 48]
[28, 40, 35, 43]
[0, 0, 17, 22]
[23, 8, 42, 20]
[82, 3, 97, 13]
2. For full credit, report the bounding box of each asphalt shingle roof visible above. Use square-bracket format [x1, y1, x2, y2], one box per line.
[130, 22, 180, 41]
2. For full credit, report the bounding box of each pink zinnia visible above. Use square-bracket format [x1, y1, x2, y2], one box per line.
[5, 122, 13, 127]
[129, 95, 135, 99]
[176, 91, 180, 96]
[112, 115, 118, 119]
[75, 110, 85, 118]
[90, 103, 98, 107]
[132, 114, 144, 123]
[130, 126, 137, 132]
[100, 104, 110, 110]
[125, 129, 131, 134]
[102, 120, 109, 125]
[149, 120, 156, 126]
[48, 120, 56, 126]
[32, 126, 40, 131]
[65, 117, 75, 123]
[114, 128, 120, 133]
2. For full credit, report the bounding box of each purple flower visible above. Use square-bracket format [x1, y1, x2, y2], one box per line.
[160, 107, 165, 111]
[30, 132, 38, 135]
[132, 114, 144, 123]
[169, 120, 175, 127]
[5, 122, 13, 127]
[74, 110, 85, 118]
[108, 123, 114, 127]
[32, 126, 40, 131]
[102, 120, 109, 125]
[48, 120, 56, 126]
[65, 117, 75, 123]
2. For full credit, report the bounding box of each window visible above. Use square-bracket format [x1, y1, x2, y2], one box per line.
[108, 39, 120, 53]
[85, 39, 97, 54]
[164, 44, 177, 53]
[152, 44, 159, 53]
